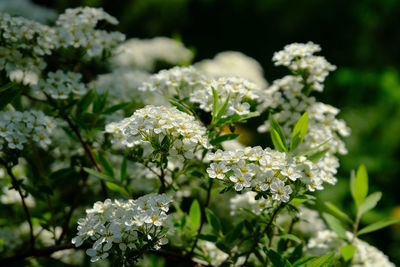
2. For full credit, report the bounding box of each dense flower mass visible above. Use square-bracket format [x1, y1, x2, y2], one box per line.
[112, 37, 193, 71]
[272, 42, 336, 92]
[32, 70, 87, 99]
[72, 194, 173, 262]
[54, 7, 125, 58]
[206, 146, 331, 201]
[106, 105, 210, 159]
[307, 230, 395, 267]
[0, 110, 55, 150]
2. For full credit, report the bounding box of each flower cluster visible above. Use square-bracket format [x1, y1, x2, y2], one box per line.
[72, 194, 173, 262]
[139, 66, 206, 100]
[190, 76, 265, 117]
[106, 105, 210, 160]
[307, 230, 395, 267]
[272, 42, 336, 92]
[54, 7, 125, 58]
[258, 74, 350, 184]
[0, 13, 54, 85]
[207, 146, 333, 201]
[0, 110, 55, 150]
[195, 51, 268, 88]
[32, 70, 87, 99]
[112, 37, 193, 71]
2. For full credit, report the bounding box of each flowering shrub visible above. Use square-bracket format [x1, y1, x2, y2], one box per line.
[0, 4, 399, 267]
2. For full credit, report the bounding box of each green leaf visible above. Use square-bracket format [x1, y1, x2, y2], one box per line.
[279, 234, 302, 244]
[216, 112, 259, 125]
[340, 244, 356, 262]
[226, 222, 244, 243]
[215, 96, 230, 122]
[304, 253, 335, 267]
[322, 213, 348, 240]
[324, 202, 353, 224]
[357, 218, 400, 236]
[307, 148, 329, 163]
[292, 257, 317, 267]
[358, 192, 382, 217]
[289, 196, 308, 207]
[290, 112, 308, 152]
[103, 102, 130, 114]
[211, 87, 218, 122]
[105, 182, 130, 198]
[83, 167, 114, 182]
[265, 249, 292, 267]
[205, 208, 222, 234]
[96, 153, 115, 178]
[189, 199, 201, 230]
[0, 87, 21, 110]
[120, 156, 128, 183]
[0, 82, 14, 93]
[168, 99, 192, 115]
[296, 139, 330, 158]
[77, 90, 95, 115]
[269, 113, 288, 152]
[351, 165, 368, 207]
[210, 133, 240, 146]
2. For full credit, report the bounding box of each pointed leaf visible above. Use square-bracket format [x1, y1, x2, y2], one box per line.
[290, 112, 308, 152]
[189, 199, 201, 230]
[269, 113, 288, 152]
[358, 192, 382, 217]
[357, 218, 400, 236]
[296, 139, 330, 157]
[83, 167, 114, 182]
[211, 87, 218, 122]
[340, 244, 356, 262]
[293, 257, 317, 267]
[304, 253, 335, 267]
[322, 213, 348, 240]
[307, 148, 329, 163]
[215, 96, 230, 122]
[325, 202, 353, 224]
[96, 153, 115, 178]
[265, 249, 292, 267]
[205, 208, 222, 234]
[351, 165, 368, 207]
[105, 182, 130, 198]
[210, 133, 240, 146]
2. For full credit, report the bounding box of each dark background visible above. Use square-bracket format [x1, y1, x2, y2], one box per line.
[34, 0, 400, 264]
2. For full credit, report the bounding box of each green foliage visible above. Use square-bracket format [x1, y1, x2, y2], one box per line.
[290, 112, 308, 153]
[351, 165, 369, 207]
[189, 199, 201, 230]
[269, 113, 288, 152]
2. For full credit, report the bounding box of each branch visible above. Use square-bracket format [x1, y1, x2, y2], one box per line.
[243, 201, 285, 264]
[0, 158, 35, 250]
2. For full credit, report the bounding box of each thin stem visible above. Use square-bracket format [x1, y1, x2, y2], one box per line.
[188, 179, 213, 256]
[0, 158, 35, 250]
[352, 212, 360, 243]
[243, 202, 285, 265]
[282, 216, 299, 251]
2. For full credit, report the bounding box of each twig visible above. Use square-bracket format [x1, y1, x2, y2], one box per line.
[243, 202, 285, 264]
[0, 158, 35, 250]
[188, 179, 213, 255]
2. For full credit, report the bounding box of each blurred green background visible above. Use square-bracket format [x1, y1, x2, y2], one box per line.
[35, 0, 400, 264]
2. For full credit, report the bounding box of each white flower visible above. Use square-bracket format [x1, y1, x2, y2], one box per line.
[206, 162, 230, 179]
[270, 178, 292, 202]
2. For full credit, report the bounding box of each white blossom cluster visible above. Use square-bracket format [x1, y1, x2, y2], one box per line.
[72, 194, 172, 262]
[272, 42, 336, 92]
[54, 7, 125, 58]
[206, 147, 331, 202]
[139, 66, 206, 100]
[307, 230, 395, 267]
[195, 51, 268, 88]
[0, 13, 54, 85]
[31, 70, 87, 99]
[229, 191, 271, 216]
[105, 105, 210, 160]
[258, 74, 350, 184]
[0, 227, 22, 254]
[0, 110, 55, 150]
[0, 0, 57, 24]
[190, 76, 265, 117]
[112, 37, 193, 71]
